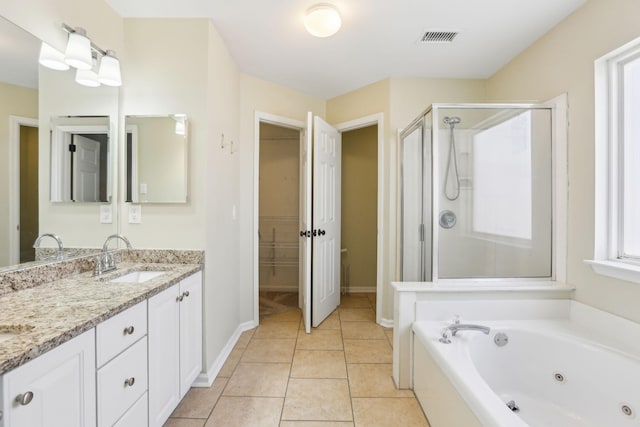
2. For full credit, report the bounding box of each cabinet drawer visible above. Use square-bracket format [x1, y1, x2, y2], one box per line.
[113, 392, 148, 427]
[96, 301, 147, 367]
[97, 337, 147, 427]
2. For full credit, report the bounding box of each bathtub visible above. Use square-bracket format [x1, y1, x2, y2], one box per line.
[413, 315, 640, 427]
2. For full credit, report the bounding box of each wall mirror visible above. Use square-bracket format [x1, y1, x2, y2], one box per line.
[0, 13, 119, 272]
[125, 115, 189, 203]
[50, 116, 111, 203]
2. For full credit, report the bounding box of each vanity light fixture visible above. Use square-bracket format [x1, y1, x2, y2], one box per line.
[39, 24, 123, 87]
[64, 27, 92, 70]
[304, 3, 342, 38]
[38, 42, 70, 71]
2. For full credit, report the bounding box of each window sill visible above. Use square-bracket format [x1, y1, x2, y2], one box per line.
[585, 259, 640, 284]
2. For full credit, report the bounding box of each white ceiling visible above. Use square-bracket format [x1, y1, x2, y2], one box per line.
[105, 0, 587, 99]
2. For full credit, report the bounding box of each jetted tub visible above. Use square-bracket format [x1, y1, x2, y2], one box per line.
[412, 311, 640, 427]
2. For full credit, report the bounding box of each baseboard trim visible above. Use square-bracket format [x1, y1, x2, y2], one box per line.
[192, 320, 257, 387]
[380, 317, 394, 328]
[343, 286, 376, 294]
[259, 286, 298, 292]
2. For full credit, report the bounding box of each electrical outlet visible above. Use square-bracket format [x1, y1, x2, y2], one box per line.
[128, 204, 142, 224]
[100, 205, 112, 223]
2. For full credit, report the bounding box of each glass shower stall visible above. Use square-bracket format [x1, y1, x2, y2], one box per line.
[400, 103, 554, 282]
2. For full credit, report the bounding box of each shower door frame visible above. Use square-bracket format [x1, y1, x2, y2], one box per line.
[401, 97, 568, 283]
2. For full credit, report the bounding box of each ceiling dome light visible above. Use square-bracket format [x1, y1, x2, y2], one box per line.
[64, 27, 92, 70]
[304, 4, 342, 38]
[98, 50, 122, 87]
[38, 42, 70, 71]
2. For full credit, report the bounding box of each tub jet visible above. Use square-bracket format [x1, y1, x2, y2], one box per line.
[506, 400, 520, 412]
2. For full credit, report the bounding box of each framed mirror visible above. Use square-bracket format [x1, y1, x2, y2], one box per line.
[0, 13, 119, 271]
[50, 116, 111, 203]
[125, 115, 189, 203]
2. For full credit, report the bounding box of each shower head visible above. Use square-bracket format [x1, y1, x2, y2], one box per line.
[443, 116, 461, 127]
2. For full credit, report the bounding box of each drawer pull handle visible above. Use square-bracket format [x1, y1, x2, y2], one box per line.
[123, 326, 135, 335]
[15, 391, 34, 406]
[124, 377, 135, 387]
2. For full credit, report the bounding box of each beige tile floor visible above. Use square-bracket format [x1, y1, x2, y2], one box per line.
[165, 293, 430, 427]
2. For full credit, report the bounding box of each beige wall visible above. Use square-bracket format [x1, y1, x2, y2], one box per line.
[0, 82, 38, 265]
[342, 125, 378, 291]
[486, 0, 640, 322]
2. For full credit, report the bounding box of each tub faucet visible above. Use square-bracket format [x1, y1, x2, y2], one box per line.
[94, 234, 133, 276]
[439, 323, 491, 344]
[33, 233, 64, 260]
[448, 324, 491, 336]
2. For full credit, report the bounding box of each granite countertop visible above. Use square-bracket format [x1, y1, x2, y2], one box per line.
[0, 262, 202, 375]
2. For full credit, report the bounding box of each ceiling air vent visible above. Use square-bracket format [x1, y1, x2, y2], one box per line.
[420, 31, 459, 44]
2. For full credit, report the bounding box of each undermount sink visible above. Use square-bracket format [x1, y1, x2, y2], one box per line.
[109, 271, 166, 284]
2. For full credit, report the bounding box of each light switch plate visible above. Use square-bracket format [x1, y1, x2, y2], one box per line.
[128, 204, 142, 224]
[100, 205, 112, 223]
[140, 183, 148, 194]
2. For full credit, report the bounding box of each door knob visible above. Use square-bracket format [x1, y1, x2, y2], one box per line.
[123, 326, 135, 335]
[319, 229, 326, 236]
[124, 377, 135, 387]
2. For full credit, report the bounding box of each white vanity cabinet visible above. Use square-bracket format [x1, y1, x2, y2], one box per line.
[96, 301, 148, 427]
[0, 329, 96, 427]
[148, 271, 202, 427]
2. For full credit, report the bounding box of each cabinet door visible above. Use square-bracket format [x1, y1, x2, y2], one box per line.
[148, 286, 180, 427]
[2, 329, 96, 427]
[179, 271, 203, 397]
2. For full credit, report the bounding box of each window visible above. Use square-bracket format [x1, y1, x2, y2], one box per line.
[589, 37, 640, 283]
[472, 111, 532, 241]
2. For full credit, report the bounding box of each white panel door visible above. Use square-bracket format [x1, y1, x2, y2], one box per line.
[73, 135, 100, 202]
[299, 113, 313, 333]
[312, 116, 341, 327]
[179, 272, 203, 397]
[148, 285, 181, 427]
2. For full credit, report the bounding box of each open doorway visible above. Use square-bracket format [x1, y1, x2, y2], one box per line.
[19, 124, 39, 262]
[340, 125, 378, 299]
[258, 122, 302, 320]
[253, 112, 385, 329]
[8, 116, 39, 266]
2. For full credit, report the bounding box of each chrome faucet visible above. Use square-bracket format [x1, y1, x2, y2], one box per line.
[94, 234, 132, 276]
[448, 324, 491, 336]
[439, 322, 491, 344]
[33, 233, 64, 260]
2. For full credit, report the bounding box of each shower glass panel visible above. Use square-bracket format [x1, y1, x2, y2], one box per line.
[400, 113, 432, 281]
[436, 107, 552, 278]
